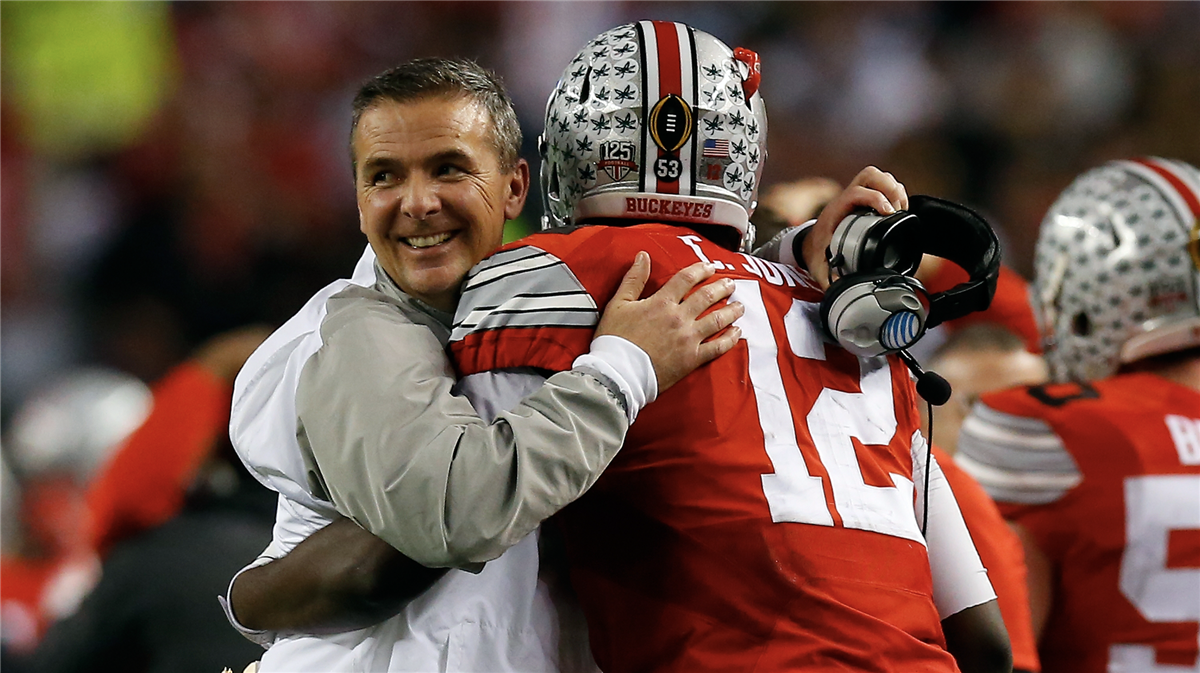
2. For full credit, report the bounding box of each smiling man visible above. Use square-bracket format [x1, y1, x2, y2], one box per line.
[225, 31, 1019, 671]
[352, 81, 526, 314]
[222, 59, 745, 672]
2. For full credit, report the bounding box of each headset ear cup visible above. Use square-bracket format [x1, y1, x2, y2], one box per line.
[820, 273, 931, 357]
[829, 210, 922, 278]
[819, 275, 854, 344]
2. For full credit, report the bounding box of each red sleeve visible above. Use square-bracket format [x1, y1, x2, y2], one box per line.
[452, 224, 714, 377]
[84, 362, 230, 556]
[924, 262, 1041, 354]
[936, 446, 1041, 672]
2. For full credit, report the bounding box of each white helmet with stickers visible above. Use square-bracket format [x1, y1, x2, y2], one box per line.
[1034, 157, 1200, 382]
[7, 368, 152, 483]
[540, 21, 767, 251]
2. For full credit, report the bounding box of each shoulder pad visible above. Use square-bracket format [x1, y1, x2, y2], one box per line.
[955, 400, 1081, 505]
[453, 245, 599, 344]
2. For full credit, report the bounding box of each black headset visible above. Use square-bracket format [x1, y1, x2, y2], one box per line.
[814, 195, 1001, 405]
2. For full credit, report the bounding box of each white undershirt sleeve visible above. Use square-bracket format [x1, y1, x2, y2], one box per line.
[915, 435, 997, 618]
[571, 335, 657, 424]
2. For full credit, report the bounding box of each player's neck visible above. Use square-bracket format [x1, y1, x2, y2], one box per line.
[1134, 356, 1200, 392]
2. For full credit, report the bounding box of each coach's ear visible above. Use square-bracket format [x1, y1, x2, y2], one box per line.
[504, 158, 531, 221]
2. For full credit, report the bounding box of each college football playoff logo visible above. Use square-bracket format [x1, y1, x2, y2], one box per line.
[648, 94, 692, 153]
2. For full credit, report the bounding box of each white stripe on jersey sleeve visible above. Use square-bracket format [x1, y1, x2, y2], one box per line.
[452, 246, 599, 343]
[955, 401, 1082, 505]
[456, 294, 599, 334]
[463, 246, 562, 288]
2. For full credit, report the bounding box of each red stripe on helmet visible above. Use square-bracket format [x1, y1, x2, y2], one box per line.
[652, 21, 683, 98]
[652, 21, 682, 195]
[1133, 157, 1200, 221]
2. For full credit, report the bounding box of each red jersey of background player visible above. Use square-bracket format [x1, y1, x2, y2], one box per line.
[0, 362, 231, 650]
[935, 446, 1040, 673]
[957, 372, 1200, 672]
[922, 262, 1041, 355]
[451, 223, 978, 673]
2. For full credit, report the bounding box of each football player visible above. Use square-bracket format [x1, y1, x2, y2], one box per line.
[449, 21, 1009, 672]
[956, 157, 1200, 672]
[760, 171, 1046, 671]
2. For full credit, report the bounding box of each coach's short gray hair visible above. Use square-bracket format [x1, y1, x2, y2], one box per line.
[349, 58, 522, 174]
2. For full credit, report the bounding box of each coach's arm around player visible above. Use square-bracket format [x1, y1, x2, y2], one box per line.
[229, 253, 743, 635]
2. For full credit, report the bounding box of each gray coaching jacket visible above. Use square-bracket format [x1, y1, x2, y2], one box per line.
[292, 263, 630, 570]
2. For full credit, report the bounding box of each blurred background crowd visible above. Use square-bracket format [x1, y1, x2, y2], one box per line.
[5, 1, 1200, 414]
[1, 2, 1198, 670]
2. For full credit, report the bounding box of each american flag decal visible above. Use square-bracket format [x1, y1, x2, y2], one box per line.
[702, 138, 729, 157]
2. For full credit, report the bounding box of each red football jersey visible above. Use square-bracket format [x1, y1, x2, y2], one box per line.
[959, 373, 1200, 673]
[451, 224, 960, 672]
[936, 446, 1040, 673]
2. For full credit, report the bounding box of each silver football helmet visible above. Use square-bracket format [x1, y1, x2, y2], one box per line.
[7, 368, 152, 483]
[540, 21, 768, 251]
[1034, 157, 1200, 382]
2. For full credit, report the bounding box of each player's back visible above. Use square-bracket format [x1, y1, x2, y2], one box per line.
[452, 223, 958, 673]
[958, 372, 1200, 672]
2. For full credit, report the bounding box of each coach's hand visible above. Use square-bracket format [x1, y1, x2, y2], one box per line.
[596, 252, 743, 392]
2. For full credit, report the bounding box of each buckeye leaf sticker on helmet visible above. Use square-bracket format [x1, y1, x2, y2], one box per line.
[540, 20, 768, 251]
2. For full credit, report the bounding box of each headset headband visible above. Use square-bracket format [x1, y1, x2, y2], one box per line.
[907, 195, 1001, 328]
